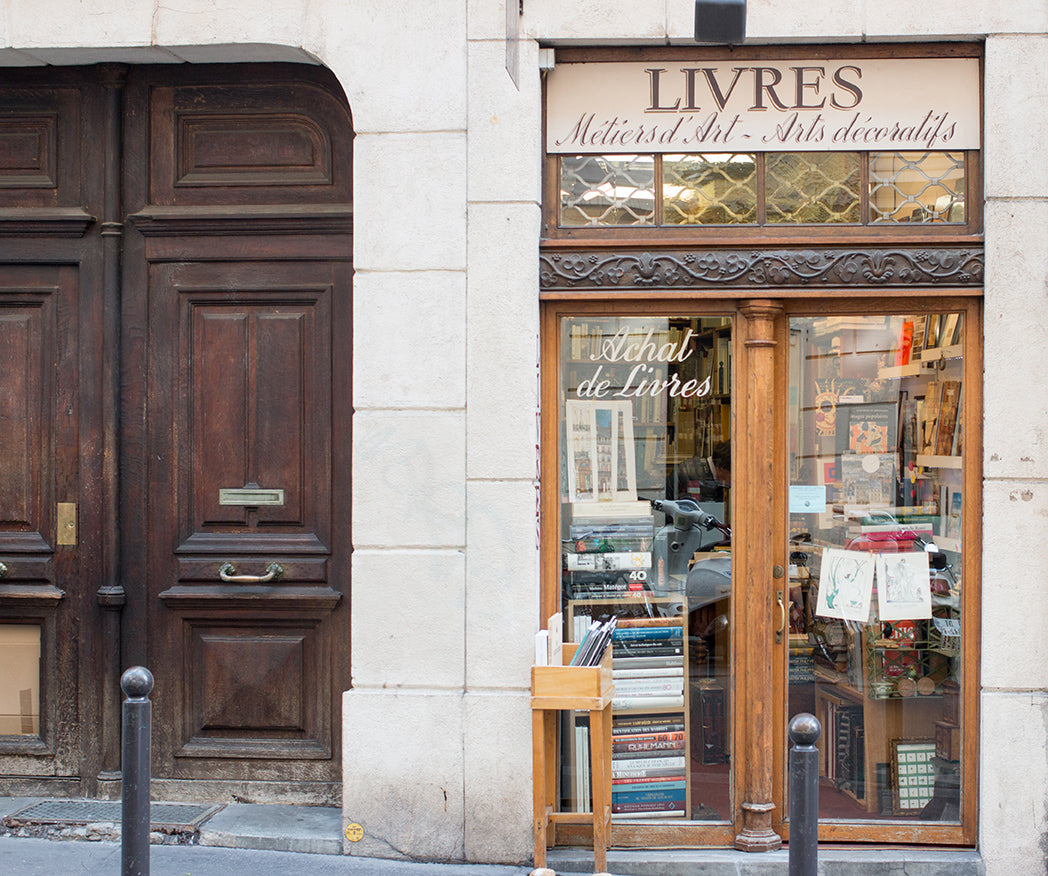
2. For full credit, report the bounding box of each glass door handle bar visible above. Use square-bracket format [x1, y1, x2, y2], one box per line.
[218, 562, 284, 583]
[775, 590, 786, 643]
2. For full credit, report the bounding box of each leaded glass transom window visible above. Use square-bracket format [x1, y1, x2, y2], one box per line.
[766, 153, 861, 225]
[663, 154, 757, 225]
[869, 152, 966, 224]
[560, 155, 656, 226]
[557, 151, 967, 229]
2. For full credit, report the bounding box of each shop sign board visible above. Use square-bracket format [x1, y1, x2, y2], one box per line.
[546, 58, 980, 153]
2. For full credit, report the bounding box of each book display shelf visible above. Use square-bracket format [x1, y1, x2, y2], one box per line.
[567, 598, 690, 819]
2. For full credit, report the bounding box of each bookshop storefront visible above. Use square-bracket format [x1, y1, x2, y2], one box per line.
[539, 44, 982, 850]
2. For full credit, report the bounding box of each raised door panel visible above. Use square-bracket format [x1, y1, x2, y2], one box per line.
[0, 86, 84, 208]
[186, 298, 325, 549]
[148, 72, 353, 207]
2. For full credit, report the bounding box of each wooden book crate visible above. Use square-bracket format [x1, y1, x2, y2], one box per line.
[531, 643, 613, 872]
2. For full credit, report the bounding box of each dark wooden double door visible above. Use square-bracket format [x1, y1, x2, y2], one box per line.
[0, 64, 353, 802]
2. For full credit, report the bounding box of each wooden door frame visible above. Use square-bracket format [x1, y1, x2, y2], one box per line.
[537, 42, 984, 845]
[538, 289, 981, 849]
[772, 294, 982, 848]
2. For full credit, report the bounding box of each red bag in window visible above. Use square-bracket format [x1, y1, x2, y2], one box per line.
[845, 530, 919, 553]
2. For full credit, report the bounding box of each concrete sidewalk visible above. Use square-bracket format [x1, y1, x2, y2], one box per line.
[0, 797, 530, 875]
[0, 836, 531, 875]
[0, 797, 985, 876]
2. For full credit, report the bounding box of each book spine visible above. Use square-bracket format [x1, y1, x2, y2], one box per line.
[612, 730, 685, 744]
[613, 667, 685, 679]
[616, 616, 684, 629]
[612, 738, 686, 754]
[611, 776, 686, 789]
[611, 755, 686, 772]
[612, 627, 682, 641]
[612, 694, 685, 711]
[610, 765, 686, 779]
[612, 678, 684, 695]
[612, 786, 687, 803]
[612, 739, 686, 754]
[612, 720, 685, 736]
[611, 656, 685, 670]
[612, 639, 684, 653]
[612, 800, 686, 814]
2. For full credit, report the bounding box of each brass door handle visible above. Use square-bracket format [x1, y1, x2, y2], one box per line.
[775, 590, 786, 643]
[218, 562, 284, 583]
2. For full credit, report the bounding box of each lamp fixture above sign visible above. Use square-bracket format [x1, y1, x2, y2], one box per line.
[695, 0, 746, 45]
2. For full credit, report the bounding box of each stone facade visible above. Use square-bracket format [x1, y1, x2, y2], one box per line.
[0, 1, 1045, 873]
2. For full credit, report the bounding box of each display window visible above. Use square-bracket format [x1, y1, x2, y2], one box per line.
[541, 299, 979, 849]
[785, 310, 974, 832]
[557, 313, 735, 834]
[539, 44, 981, 850]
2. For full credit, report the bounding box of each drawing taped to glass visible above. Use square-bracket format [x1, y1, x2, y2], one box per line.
[816, 548, 874, 623]
[876, 552, 932, 621]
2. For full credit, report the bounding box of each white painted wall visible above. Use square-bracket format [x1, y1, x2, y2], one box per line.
[0, 0, 1044, 870]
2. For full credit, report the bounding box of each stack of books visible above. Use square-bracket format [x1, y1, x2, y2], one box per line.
[564, 514, 654, 600]
[609, 616, 687, 817]
[610, 713, 687, 816]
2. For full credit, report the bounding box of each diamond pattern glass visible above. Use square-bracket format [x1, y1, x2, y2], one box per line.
[869, 152, 966, 223]
[766, 152, 861, 224]
[663, 154, 757, 225]
[560, 155, 656, 226]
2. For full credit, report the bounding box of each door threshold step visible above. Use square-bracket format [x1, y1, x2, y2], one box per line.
[547, 846, 985, 875]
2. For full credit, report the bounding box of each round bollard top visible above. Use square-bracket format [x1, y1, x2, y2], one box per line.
[120, 666, 154, 699]
[788, 712, 821, 746]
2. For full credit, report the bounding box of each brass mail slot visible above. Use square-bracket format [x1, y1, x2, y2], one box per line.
[219, 488, 285, 507]
[57, 502, 77, 546]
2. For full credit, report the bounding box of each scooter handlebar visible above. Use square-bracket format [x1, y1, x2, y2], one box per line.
[650, 498, 717, 532]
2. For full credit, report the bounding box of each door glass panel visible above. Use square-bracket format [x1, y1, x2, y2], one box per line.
[558, 315, 732, 821]
[0, 624, 41, 735]
[787, 314, 964, 822]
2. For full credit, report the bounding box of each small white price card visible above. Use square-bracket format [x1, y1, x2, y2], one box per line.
[789, 485, 826, 514]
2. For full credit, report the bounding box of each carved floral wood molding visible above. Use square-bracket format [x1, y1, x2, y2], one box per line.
[539, 247, 984, 291]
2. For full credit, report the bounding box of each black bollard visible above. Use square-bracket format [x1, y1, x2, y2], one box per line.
[121, 666, 154, 876]
[788, 713, 821, 876]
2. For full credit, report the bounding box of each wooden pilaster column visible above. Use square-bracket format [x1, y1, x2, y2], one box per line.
[733, 299, 783, 852]
[95, 64, 127, 784]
